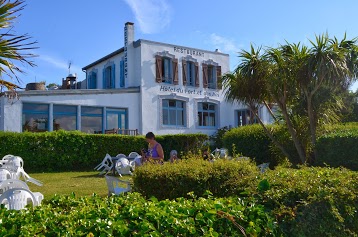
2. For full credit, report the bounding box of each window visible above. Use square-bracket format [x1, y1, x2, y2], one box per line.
[120, 60, 125, 87]
[103, 64, 115, 89]
[198, 102, 217, 127]
[207, 66, 216, 89]
[182, 60, 198, 87]
[155, 55, 178, 85]
[162, 99, 185, 126]
[237, 109, 257, 126]
[202, 64, 222, 89]
[53, 105, 77, 131]
[81, 107, 103, 134]
[22, 103, 49, 132]
[88, 71, 97, 89]
[106, 109, 127, 130]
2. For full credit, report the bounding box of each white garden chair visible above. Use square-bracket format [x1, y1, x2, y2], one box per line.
[105, 175, 131, 196]
[0, 168, 11, 181]
[95, 154, 114, 175]
[0, 188, 37, 210]
[116, 154, 127, 158]
[0, 179, 43, 205]
[115, 157, 134, 177]
[257, 163, 270, 173]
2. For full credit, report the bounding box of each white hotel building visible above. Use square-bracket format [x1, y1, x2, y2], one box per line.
[0, 22, 271, 135]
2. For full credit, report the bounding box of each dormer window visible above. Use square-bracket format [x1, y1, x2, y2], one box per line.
[202, 62, 222, 90]
[155, 54, 178, 85]
[182, 59, 199, 87]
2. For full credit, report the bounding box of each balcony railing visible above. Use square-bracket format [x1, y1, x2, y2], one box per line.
[104, 128, 139, 136]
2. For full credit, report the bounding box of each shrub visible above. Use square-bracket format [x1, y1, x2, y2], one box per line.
[209, 126, 231, 149]
[0, 131, 208, 172]
[222, 125, 279, 165]
[316, 129, 358, 170]
[254, 166, 358, 236]
[133, 158, 259, 200]
[0, 193, 280, 236]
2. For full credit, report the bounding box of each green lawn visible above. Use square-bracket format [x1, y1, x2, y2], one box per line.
[26, 171, 131, 199]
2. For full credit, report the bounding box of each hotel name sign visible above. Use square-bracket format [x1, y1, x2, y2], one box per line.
[173, 47, 205, 57]
[159, 85, 219, 98]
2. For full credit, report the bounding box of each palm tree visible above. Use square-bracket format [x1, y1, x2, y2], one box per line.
[0, 0, 37, 91]
[222, 45, 291, 159]
[298, 34, 358, 160]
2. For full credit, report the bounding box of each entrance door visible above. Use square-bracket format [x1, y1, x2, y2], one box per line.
[106, 109, 127, 131]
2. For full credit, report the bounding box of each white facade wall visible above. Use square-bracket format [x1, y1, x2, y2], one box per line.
[138, 40, 250, 135]
[2, 90, 140, 132]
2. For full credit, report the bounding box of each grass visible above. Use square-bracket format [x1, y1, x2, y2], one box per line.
[26, 171, 131, 199]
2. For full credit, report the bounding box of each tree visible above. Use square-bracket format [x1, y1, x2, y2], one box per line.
[223, 34, 358, 164]
[0, 0, 37, 92]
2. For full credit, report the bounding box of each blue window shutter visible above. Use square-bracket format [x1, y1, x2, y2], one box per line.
[111, 64, 115, 88]
[93, 72, 97, 89]
[120, 61, 124, 87]
[102, 69, 106, 89]
[87, 73, 91, 89]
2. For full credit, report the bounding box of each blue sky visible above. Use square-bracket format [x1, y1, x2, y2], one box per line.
[11, 0, 358, 90]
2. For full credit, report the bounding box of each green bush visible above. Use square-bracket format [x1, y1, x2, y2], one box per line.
[255, 166, 358, 236]
[222, 123, 358, 170]
[316, 129, 358, 170]
[0, 193, 280, 236]
[133, 158, 259, 200]
[222, 125, 279, 165]
[0, 131, 208, 172]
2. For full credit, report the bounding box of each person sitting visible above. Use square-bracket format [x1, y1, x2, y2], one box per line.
[169, 150, 179, 163]
[142, 132, 164, 164]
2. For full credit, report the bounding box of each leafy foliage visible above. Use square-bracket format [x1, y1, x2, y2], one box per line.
[133, 158, 259, 200]
[0, 0, 37, 91]
[0, 130, 208, 172]
[0, 192, 279, 236]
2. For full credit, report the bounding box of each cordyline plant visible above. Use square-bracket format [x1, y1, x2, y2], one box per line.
[223, 34, 358, 164]
[0, 0, 37, 92]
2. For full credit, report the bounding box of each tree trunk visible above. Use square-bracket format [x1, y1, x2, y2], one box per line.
[306, 94, 318, 164]
[280, 105, 307, 164]
[248, 105, 292, 160]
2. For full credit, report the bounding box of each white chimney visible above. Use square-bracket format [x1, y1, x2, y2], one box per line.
[124, 22, 134, 46]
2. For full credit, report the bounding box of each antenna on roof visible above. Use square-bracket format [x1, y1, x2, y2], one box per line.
[68, 60, 72, 74]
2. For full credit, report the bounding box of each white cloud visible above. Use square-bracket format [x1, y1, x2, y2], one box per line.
[123, 0, 171, 34]
[39, 54, 82, 75]
[209, 33, 240, 53]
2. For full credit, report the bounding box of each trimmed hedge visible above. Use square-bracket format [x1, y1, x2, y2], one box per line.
[0, 131, 208, 172]
[134, 159, 358, 236]
[222, 125, 277, 165]
[316, 129, 358, 170]
[222, 123, 358, 170]
[0, 193, 280, 236]
[133, 158, 259, 200]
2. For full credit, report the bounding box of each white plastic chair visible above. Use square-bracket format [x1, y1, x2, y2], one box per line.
[115, 158, 134, 177]
[257, 163, 270, 173]
[128, 152, 141, 169]
[0, 168, 11, 181]
[0, 188, 37, 210]
[105, 175, 131, 196]
[95, 154, 114, 175]
[0, 179, 43, 205]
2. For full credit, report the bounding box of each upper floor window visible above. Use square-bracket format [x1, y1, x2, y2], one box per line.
[162, 99, 185, 126]
[182, 60, 199, 87]
[198, 102, 217, 128]
[103, 63, 115, 89]
[88, 71, 97, 89]
[202, 63, 222, 89]
[155, 55, 178, 85]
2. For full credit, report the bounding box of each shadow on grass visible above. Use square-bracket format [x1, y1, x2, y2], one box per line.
[72, 174, 105, 179]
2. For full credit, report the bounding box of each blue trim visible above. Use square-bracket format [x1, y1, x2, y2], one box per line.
[162, 99, 185, 126]
[120, 60, 125, 87]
